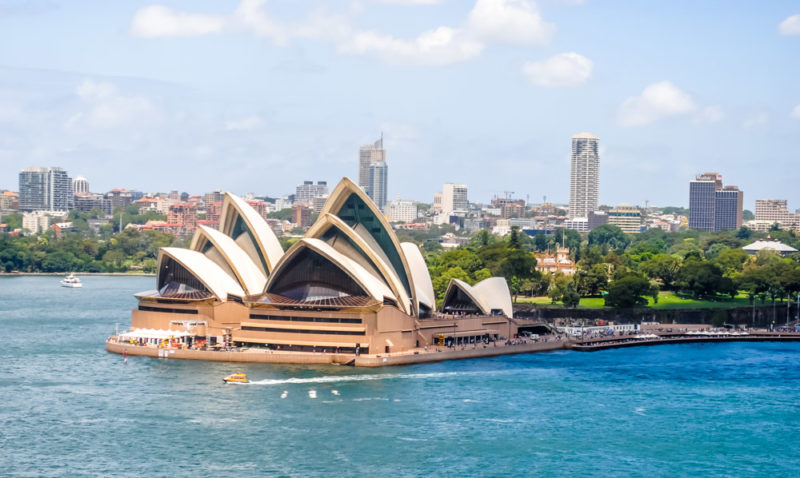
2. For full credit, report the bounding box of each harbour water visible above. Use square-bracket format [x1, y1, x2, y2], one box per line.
[2, 276, 799, 476]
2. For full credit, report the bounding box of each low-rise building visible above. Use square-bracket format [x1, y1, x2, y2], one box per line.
[22, 211, 67, 234]
[534, 247, 575, 275]
[608, 204, 642, 234]
[387, 199, 419, 223]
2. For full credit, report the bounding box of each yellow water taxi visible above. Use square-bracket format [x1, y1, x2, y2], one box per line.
[223, 372, 249, 384]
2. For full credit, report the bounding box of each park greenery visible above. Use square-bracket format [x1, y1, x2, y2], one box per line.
[421, 224, 800, 310]
[0, 206, 180, 273]
[3, 205, 800, 313]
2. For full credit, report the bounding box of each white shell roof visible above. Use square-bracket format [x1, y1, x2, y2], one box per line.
[742, 240, 798, 253]
[266, 238, 397, 303]
[222, 193, 284, 273]
[443, 277, 514, 318]
[307, 213, 412, 314]
[401, 242, 435, 311]
[159, 247, 245, 300]
[446, 278, 490, 315]
[319, 177, 418, 310]
[472, 277, 514, 318]
[190, 225, 267, 295]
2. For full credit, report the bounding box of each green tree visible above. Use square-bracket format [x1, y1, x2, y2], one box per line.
[553, 228, 582, 252]
[1, 213, 22, 230]
[508, 226, 522, 249]
[574, 263, 608, 296]
[432, 266, 472, 303]
[588, 224, 630, 253]
[604, 273, 658, 308]
[677, 259, 727, 299]
[640, 254, 681, 289]
[714, 248, 750, 277]
[548, 273, 575, 305]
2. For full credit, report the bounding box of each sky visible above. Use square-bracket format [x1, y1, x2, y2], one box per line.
[0, 0, 799, 209]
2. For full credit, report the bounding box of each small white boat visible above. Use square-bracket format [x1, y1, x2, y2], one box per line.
[60, 273, 82, 288]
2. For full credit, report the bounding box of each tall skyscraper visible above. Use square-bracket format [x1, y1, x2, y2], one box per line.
[568, 132, 599, 219]
[715, 186, 743, 231]
[689, 172, 742, 231]
[689, 173, 719, 232]
[442, 183, 468, 215]
[19, 166, 72, 212]
[368, 162, 388, 210]
[358, 136, 387, 203]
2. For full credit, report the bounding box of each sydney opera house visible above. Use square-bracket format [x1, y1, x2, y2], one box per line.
[120, 178, 520, 359]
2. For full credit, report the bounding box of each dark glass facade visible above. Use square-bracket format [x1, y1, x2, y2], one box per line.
[689, 180, 716, 231]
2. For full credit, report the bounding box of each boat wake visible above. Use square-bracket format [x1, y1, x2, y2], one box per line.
[246, 370, 502, 386]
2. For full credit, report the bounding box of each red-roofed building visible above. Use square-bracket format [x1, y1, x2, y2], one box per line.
[167, 203, 197, 238]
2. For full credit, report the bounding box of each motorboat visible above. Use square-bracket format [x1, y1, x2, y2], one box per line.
[223, 372, 249, 384]
[60, 273, 83, 288]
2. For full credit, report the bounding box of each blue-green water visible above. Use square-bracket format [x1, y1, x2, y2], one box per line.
[1, 276, 799, 477]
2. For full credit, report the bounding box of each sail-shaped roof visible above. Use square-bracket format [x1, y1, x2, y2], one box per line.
[319, 178, 418, 314]
[441, 277, 513, 318]
[472, 277, 514, 318]
[190, 225, 266, 296]
[442, 278, 490, 315]
[265, 238, 396, 305]
[157, 247, 245, 300]
[400, 242, 435, 314]
[219, 193, 283, 276]
[306, 213, 412, 314]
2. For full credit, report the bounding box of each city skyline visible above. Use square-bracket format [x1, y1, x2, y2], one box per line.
[0, 1, 799, 206]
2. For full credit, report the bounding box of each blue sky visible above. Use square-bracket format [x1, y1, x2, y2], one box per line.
[0, 0, 799, 209]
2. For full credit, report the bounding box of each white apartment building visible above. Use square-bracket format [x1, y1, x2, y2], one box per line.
[442, 183, 468, 215]
[754, 199, 798, 230]
[387, 199, 419, 223]
[568, 132, 599, 220]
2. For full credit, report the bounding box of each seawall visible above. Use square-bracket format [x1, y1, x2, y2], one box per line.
[514, 303, 792, 328]
[107, 339, 568, 367]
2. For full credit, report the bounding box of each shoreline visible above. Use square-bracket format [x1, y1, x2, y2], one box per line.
[0, 272, 155, 277]
[106, 339, 569, 367]
[106, 331, 800, 367]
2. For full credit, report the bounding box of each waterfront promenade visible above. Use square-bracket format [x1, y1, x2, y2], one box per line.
[571, 330, 800, 352]
[106, 336, 570, 367]
[107, 326, 800, 366]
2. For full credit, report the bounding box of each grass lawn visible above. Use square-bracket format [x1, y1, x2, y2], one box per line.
[517, 291, 757, 309]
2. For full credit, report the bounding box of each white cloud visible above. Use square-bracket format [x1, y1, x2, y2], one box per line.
[466, 0, 555, 46]
[791, 104, 800, 119]
[76, 79, 117, 100]
[225, 115, 266, 131]
[130, 5, 226, 37]
[695, 105, 725, 123]
[778, 14, 800, 35]
[69, 79, 158, 129]
[742, 112, 768, 129]
[375, 0, 444, 4]
[522, 52, 592, 87]
[338, 27, 484, 66]
[618, 81, 696, 127]
[129, 0, 555, 66]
